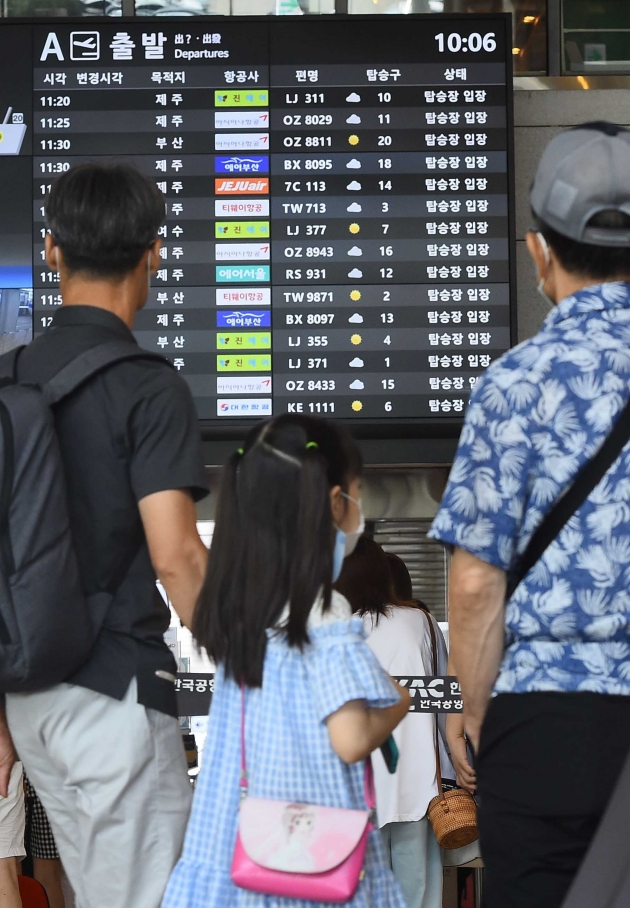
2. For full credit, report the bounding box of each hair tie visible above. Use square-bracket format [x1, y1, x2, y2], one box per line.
[306, 441, 319, 450]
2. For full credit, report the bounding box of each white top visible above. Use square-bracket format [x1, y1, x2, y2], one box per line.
[364, 606, 452, 827]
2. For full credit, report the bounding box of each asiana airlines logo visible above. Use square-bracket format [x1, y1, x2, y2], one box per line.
[214, 178, 269, 195]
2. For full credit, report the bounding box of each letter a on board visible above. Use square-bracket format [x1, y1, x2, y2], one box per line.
[41, 33, 64, 61]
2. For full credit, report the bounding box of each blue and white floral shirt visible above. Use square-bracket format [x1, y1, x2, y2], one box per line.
[430, 282, 630, 695]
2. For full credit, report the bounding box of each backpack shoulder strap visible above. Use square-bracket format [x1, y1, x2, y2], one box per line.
[507, 395, 630, 600]
[0, 347, 25, 383]
[42, 341, 173, 406]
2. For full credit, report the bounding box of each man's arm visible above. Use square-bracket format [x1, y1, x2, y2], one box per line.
[0, 710, 15, 798]
[448, 547, 507, 751]
[139, 489, 208, 630]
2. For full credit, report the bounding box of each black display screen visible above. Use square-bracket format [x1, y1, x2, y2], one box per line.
[0, 15, 515, 433]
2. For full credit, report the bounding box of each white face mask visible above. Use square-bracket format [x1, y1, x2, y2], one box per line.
[339, 492, 365, 558]
[332, 492, 365, 582]
[536, 232, 556, 310]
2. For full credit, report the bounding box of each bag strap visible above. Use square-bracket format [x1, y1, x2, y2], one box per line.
[422, 609, 444, 797]
[507, 395, 630, 601]
[41, 341, 172, 406]
[239, 682, 375, 810]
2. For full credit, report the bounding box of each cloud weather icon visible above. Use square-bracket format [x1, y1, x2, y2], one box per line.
[347, 246, 363, 256]
[347, 202, 362, 213]
[348, 313, 364, 324]
[346, 92, 361, 103]
[346, 114, 361, 125]
[346, 181, 362, 191]
[347, 268, 363, 278]
[346, 159, 362, 169]
[349, 357, 364, 368]
[349, 379, 365, 390]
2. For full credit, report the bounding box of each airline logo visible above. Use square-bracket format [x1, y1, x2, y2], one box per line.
[215, 134, 269, 152]
[216, 310, 271, 328]
[215, 243, 270, 262]
[217, 354, 271, 372]
[215, 178, 269, 195]
[217, 332, 271, 350]
[216, 266, 270, 283]
[215, 200, 270, 218]
[217, 398, 272, 417]
[216, 288, 271, 306]
[214, 156, 268, 174]
[215, 90, 269, 107]
[217, 377, 272, 395]
[215, 221, 269, 239]
[215, 112, 269, 130]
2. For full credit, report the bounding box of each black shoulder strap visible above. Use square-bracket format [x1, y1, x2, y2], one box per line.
[0, 346, 25, 383]
[42, 341, 172, 406]
[507, 395, 630, 600]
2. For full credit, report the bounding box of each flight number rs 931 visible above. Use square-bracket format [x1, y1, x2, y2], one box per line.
[285, 269, 327, 280]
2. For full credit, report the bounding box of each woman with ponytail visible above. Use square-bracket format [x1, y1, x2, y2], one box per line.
[162, 414, 410, 908]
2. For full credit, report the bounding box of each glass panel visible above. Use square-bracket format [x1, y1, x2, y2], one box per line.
[136, 0, 334, 18]
[2, 0, 120, 14]
[348, 0, 548, 75]
[563, 0, 630, 73]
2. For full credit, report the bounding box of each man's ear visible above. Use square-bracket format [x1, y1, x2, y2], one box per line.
[147, 239, 162, 274]
[45, 234, 60, 272]
[526, 231, 548, 282]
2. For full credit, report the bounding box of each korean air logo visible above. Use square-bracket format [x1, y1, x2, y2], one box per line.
[220, 402, 230, 412]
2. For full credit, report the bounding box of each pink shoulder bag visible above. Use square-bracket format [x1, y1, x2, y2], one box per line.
[231, 684, 375, 903]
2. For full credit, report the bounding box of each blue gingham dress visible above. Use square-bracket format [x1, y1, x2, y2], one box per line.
[162, 593, 406, 908]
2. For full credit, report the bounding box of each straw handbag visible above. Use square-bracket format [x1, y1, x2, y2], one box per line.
[422, 610, 479, 850]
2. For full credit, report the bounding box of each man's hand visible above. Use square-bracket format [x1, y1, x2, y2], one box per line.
[446, 713, 476, 794]
[449, 547, 507, 747]
[139, 489, 208, 630]
[0, 712, 16, 798]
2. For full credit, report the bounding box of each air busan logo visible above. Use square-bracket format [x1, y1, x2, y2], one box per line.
[214, 178, 269, 195]
[40, 31, 101, 61]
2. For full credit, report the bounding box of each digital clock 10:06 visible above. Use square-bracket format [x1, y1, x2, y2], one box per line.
[435, 32, 497, 53]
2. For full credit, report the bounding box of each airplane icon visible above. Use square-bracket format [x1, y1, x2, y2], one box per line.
[70, 31, 100, 61]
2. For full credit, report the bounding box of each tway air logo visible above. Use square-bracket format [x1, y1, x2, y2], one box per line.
[40, 31, 100, 61]
[215, 178, 269, 195]
[215, 156, 269, 175]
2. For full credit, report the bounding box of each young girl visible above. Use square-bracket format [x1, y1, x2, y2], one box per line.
[162, 415, 410, 908]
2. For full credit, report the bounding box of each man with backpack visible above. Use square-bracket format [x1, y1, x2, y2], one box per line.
[0, 164, 209, 908]
[429, 122, 630, 908]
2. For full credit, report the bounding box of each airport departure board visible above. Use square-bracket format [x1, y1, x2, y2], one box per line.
[0, 15, 515, 428]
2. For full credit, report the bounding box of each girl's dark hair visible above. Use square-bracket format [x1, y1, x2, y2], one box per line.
[386, 552, 414, 602]
[335, 537, 396, 621]
[193, 414, 362, 687]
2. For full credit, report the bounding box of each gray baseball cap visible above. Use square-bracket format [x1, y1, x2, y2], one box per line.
[530, 123, 630, 247]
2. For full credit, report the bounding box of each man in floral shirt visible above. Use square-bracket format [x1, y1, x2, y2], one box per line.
[430, 122, 630, 908]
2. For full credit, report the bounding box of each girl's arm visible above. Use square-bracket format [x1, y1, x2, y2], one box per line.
[326, 680, 411, 764]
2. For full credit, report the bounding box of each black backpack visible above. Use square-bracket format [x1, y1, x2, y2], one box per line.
[0, 340, 171, 692]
